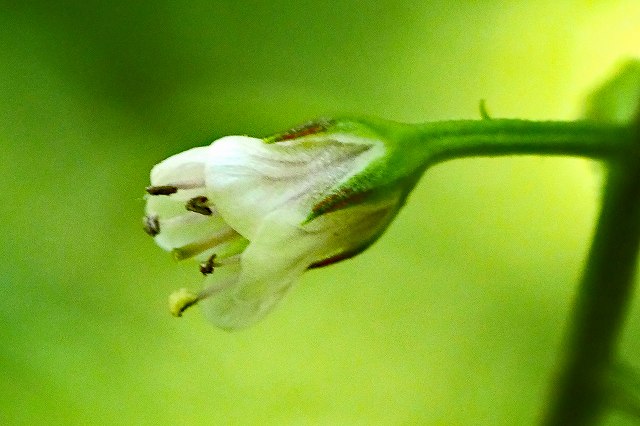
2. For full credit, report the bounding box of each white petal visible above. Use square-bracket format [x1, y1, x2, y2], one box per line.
[152, 213, 218, 249]
[204, 135, 381, 239]
[150, 146, 210, 187]
[199, 196, 399, 330]
[199, 210, 320, 329]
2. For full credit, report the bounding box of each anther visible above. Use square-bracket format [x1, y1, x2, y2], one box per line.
[186, 196, 213, 215]
[146, 185, 178, 196]
[168, 280, 236, 317]
[199, 254, 217, 275]
[169, 288, 200, 317]
[143, 215, 160, 236]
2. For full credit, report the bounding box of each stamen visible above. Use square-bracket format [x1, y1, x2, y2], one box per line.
[172, 227, 239, 260]
[200, 253, 241, 275]
[214, 254, 241, 266]
[199, 254, 217, 275]
[146, 180, 205, 196]
[168, 280, 235, 317]
[169, 288, 200, 317]
[143, 215, 160, 236]
[146, 185, 178, 196]
[143, 211, 213, 237]
[186, 196, 213, 215]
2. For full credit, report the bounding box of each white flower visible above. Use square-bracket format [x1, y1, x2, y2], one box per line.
[144, 120, 405, 330]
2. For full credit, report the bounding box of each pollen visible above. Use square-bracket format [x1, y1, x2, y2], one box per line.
[146, 185, 178, 196]
[169, 288, 200, 317]
[186, 196, 213, 215]
[143, 215, 160, 236]
[199, 254, 217, 275]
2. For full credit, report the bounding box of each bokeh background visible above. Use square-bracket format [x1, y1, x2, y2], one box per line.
[2, 0, 640, 424]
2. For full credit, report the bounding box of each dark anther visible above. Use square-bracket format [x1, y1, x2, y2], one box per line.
[143, 215, 160, 237]
[186, 196, 213, 215]
[146, 185, 178, 196]
[199, 254, 217, 275]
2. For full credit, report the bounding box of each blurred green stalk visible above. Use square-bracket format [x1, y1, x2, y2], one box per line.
[400, 116, 638, 424]
[542, 123, 640, 425]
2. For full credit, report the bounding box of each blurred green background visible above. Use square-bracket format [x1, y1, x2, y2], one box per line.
[2, 0, 640, 424]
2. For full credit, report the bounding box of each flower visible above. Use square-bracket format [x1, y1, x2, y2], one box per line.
[143, 119, 413, 330]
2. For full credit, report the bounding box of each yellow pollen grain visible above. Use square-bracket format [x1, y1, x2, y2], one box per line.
[168, 288, 200, 317]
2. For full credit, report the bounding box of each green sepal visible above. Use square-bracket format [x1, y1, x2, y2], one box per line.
[264, 118, 335, 144]
[302, 117, 425, 222]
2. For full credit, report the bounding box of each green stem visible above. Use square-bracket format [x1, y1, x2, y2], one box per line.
[407, 119, 633, 163]
[608, 362, 640, 420]
[542, 154, 640, 424]
[397, 118, 639, 424]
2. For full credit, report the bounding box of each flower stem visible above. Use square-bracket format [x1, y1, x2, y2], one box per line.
[406, 119, 633, 164]
[402, 117, 640, 424]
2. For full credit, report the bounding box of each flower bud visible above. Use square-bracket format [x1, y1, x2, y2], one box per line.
[144, 118, 419, 329]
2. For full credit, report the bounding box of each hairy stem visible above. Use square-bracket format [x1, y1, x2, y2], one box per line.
[408, 119, 633, 163]
[403, 117, 639, 424]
